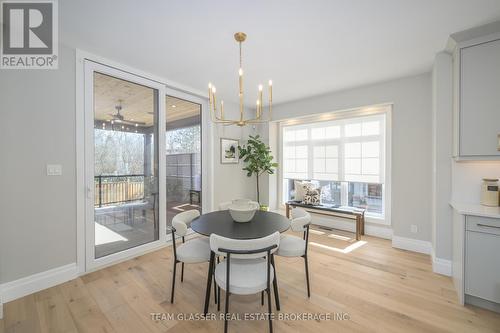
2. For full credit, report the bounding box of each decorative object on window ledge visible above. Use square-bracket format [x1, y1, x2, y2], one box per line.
[238, 135, 278, 204]
[208, 32, 273, 127]
[303, 187, 321, 206]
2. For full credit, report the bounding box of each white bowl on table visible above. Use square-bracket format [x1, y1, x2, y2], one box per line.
[228, 201, 260, 223]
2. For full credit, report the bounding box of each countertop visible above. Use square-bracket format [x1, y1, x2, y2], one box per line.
[450, 201, 500, 219]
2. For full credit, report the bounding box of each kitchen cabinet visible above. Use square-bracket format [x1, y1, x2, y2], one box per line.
[465, 217, 500, 304]
[453, 34, 500, 159]
[451, 203, 500, 313]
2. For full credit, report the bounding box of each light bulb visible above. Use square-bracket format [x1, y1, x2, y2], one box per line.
[256, 100, 260, 105]
[135, 123, 138, 127]
[258, 84, 263, 91]
[212, 86, 216, 93]
[208, 82, 212, 89]
[221, 100, 224, 105]
[268, 80, 273, 86]
[239, 68, 243, 76]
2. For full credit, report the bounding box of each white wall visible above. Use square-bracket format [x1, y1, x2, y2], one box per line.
[431, 52, 453, 260]
[253, 121, 278, 207]
[263, 73, 433, 242]
[212, 103, 261, 207]
[0, 45, 77, 283]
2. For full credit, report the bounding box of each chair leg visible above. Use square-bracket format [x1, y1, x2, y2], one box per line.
[304, 255, 311, 298]
[261, 291, 264, 306]
[267, 288, 273, 333]
[271, 255, 281, 311]
[217, 287, 221, 311]
[203, 252, 215, 315]
[224, 292, 230, 333]
[181, 262, 185, 282]
[170, 261, 177, 303]
[213, 266, 217, 305]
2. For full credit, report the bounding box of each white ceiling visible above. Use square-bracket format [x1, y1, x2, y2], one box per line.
[61, 0, 500, 106]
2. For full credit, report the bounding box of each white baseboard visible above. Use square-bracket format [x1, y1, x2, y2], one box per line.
[392, 236, 432, 255]
[431, 249, 452, 276]
[1, 263, 78, 304]
[0, 237, 188, 306]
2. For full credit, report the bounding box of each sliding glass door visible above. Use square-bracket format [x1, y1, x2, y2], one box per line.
[165, 93, 202, 226]
[84, 61, 166, 269]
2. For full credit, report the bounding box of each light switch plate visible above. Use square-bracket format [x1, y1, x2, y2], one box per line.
[47, 164, 62, 176]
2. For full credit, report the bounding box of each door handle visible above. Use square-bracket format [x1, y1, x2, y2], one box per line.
[477, 223, 500, 230]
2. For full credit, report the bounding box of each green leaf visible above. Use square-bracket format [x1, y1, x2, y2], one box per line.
[237, 134, 278, 200]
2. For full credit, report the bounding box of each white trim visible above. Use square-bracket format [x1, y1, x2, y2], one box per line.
[0, 264, 78, 303]
[76, 51, 85, 274]
[76, 49, 212, 274]
[83, 60, 168, 271]
[431, 248, 452, 276]
[277, 105, 392, 227]
[279, 103, 393, 126]
[392, 236, 432, 255]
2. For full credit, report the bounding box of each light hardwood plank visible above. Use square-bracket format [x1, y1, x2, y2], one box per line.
[3, 227, 500, 333]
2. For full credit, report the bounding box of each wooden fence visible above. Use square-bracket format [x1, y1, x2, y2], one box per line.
[94, 175, 145, 207]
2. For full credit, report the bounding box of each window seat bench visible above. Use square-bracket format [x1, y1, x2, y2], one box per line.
[285, 201, 365, 240]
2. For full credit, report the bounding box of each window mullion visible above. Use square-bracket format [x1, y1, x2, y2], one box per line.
[339, 120, 347, 206]
[307, 127, 313, 180]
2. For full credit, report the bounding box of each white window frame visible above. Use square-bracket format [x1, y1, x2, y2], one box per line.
[75, 50, 213, 274]
[278, 105, 392, 226]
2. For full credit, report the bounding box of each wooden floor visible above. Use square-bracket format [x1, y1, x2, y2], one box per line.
[2, 227, 500, 333]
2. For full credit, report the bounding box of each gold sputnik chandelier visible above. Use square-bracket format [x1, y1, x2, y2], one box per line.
[208, 32, 272, 126]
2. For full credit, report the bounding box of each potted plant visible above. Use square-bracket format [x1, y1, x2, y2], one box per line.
[238, 135, 278, 209]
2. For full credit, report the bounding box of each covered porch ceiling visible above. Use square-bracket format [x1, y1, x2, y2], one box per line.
[94, 72, 201, 131]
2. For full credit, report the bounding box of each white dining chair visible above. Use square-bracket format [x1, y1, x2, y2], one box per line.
[219, 199, 259, 210]
[210, 232, 280, 333]
[218, 201, 232, 210]
[276, 207, 312, 297]
[169, 209, 213, 303]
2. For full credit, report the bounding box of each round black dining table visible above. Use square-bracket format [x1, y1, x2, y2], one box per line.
[191, 210, 290, 239]
[193, 210, 290, 314]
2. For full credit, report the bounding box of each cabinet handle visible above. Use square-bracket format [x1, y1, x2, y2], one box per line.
[477, 223, 500, 229]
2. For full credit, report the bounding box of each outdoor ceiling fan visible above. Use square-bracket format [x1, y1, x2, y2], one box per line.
[108, 100, 146, 126]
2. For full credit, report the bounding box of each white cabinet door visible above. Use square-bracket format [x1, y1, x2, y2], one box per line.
[465, 228, 500, 304]
[460, 39, 500, 157]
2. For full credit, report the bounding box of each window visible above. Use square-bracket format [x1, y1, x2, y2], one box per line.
[281, 112, 387, 218]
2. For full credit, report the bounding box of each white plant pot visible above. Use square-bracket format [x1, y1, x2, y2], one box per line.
[228, 201, 259, 223]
